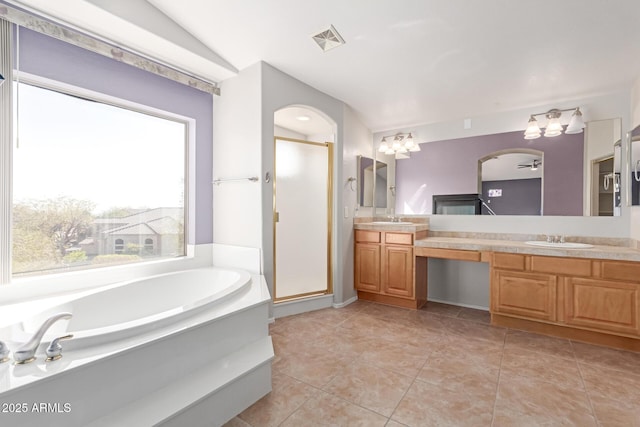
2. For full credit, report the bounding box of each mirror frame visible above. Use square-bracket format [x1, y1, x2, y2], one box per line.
[628, 124, 640, 206]
[357, 155, 388, 209]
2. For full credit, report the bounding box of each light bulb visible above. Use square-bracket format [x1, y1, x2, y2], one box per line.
[404, 133, 414, 149]
[544, 120, 562, 137]
[524, 116, 541, 139]
[379, 137, 389, 152]
[391, 136, 402, 151]
[565, 108, 585, 134]
[544, 111, 563, 137]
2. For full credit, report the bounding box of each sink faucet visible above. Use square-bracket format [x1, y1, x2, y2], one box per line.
[14, 312, 72, 364]
[546, 235, 565, 244]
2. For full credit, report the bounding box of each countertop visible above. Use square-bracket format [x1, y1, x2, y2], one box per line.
[415, 235, 640, 262]
[354, 223, 430, 232]
[352, 220, 640, 261]
[353, 220, 429, 233]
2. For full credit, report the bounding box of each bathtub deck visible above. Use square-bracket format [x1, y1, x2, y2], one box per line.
[0, 274, 273, 427]
[86, 336, 274, 427]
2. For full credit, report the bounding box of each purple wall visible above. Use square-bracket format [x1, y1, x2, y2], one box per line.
[396, 130, 584, 215]
[18, 28, 213, 244]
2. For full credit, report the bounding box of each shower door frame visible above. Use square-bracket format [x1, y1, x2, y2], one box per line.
[272, 136, 333, 303]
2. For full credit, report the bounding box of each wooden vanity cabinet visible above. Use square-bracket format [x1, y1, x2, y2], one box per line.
[564, 277, 639, 336]
[354, 242, 380, 293]
[491, 253, 640, 347]
[492, 269, 557, 322]
[382, 243, 414, 298]
[354, 229, 427, 309]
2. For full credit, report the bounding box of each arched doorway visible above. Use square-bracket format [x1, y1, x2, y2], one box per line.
[478, 149, 544, 215]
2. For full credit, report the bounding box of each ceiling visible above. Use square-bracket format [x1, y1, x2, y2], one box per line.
[9, 0, 640, 132]
[482, 153, 543, 181]
[274, 107, 334, 136]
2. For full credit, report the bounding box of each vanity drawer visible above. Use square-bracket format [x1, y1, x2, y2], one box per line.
[601, 261, 640, 283]
[493, 253, 526, 271]
[385, 232, 413, 245]
[530, 256, 592, 277]
[355, 230, 381, 243]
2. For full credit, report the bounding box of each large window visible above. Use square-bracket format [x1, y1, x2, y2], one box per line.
[12, 81, 187, 276]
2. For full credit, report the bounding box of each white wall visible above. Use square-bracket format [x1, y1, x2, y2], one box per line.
[632, 74, 640, 128]
[629, 74, 640, 243]
[583, 119, 621, 215]
[212, 64, 262, 249]
[375, 91, 630, 144]
[342, 105, 374, 302]
[426, 214, 629, 238]
[274, 125, 305, 140]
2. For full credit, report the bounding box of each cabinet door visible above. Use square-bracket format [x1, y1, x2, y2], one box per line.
[355, 243, 381, 292]
[382, 245, 414, 298]
[564, 277, 640, 336]
[492, 270, 557, 321]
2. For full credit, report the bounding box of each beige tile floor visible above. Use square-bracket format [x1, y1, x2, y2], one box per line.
[225, 300, 640, 427]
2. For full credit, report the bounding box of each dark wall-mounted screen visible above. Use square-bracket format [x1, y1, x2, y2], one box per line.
[432, 194, 482, 215]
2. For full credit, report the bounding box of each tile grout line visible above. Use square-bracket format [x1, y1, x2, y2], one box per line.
[281, 359, 397, 425]
[570, 340, 602, 426]
[274, 330, 394, 425]
[269, 302, 640, 426]
[273, 370, 324, 427]
[385, 329, 437, 425]
[489, 329, 507, 427]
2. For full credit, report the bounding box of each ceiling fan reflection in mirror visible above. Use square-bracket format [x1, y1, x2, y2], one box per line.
[518, 159, 542, 170]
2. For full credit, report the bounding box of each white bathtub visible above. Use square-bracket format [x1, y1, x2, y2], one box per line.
[0, 265, 273, 427]
[11, 267, 252, 351]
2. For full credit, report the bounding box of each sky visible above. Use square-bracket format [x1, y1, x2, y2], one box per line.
[13, 83, 186, 214]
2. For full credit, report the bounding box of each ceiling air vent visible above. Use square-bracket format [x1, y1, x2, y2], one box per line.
[312, 25, 345, 52]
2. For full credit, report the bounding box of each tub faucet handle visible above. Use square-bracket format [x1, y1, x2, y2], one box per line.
[46, 334, 73, 361]
[14, 312, 72, 364]
[0, 341, 9, 363]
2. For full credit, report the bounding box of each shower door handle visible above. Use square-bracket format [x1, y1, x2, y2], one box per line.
[275, 212, 280, 223]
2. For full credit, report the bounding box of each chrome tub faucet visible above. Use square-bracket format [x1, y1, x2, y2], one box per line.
[14, 312, 72, 364]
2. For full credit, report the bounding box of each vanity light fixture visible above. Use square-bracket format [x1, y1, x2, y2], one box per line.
[523, 107, 585, 139]
[378, 132, 420, 156]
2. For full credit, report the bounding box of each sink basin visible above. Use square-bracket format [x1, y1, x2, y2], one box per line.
[525, 241, 594, 249]
[371, 221, 414, 225]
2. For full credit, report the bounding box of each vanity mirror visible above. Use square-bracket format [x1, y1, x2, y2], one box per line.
[630, 125, 640, 205]
[357, 155, 388, 208]
[376, 118, 621, 216]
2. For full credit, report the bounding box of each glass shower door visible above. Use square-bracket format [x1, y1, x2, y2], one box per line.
[274, 137, 332, 301]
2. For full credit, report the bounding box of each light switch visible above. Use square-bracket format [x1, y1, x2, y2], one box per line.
[344, 206, 349, 218]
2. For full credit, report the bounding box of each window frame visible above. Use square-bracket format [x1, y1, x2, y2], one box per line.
[1, 72, 201, 296]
